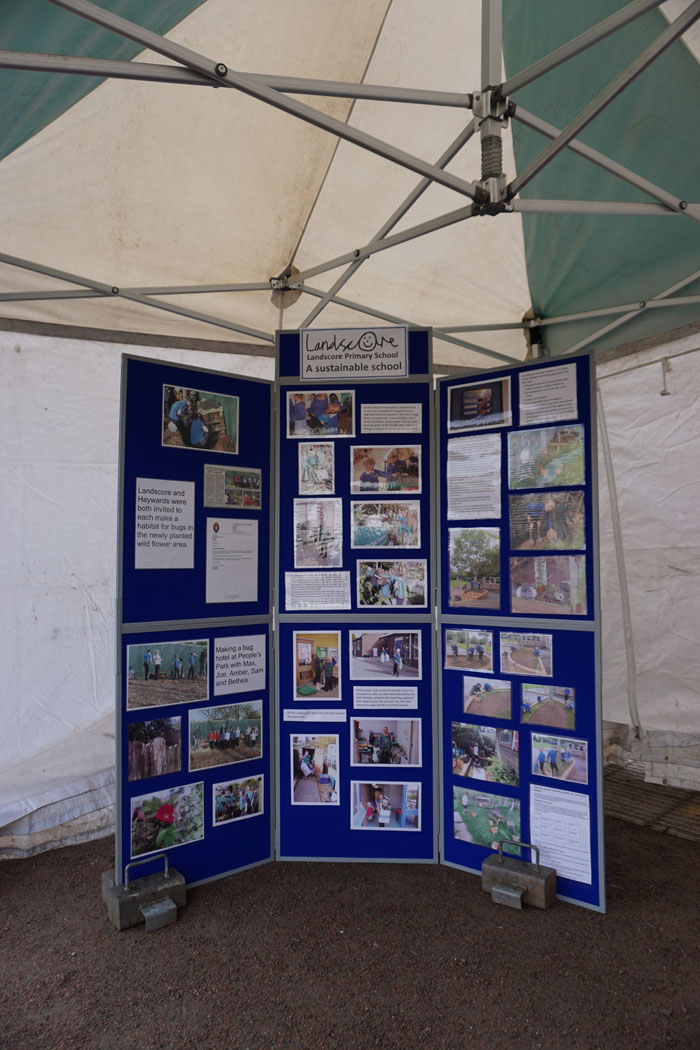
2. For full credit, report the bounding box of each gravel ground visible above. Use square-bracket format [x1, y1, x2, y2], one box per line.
[1, 816, 699, 1050]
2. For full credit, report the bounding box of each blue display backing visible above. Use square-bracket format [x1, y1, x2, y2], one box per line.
[119, 622, 272, 885]
[439, 356, 594, 621]
[277, 621, 435, 861]
[120, 356, 272, 624]
[438, 355, 604, 911]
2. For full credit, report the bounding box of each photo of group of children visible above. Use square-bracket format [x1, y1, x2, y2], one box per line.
[351, 501, 420, 548]
[126, 640, 209, 710]
[287, 390, 354, 437]
[357, 560, 427, 607]
[213, 775, 264, 826]
[163, 385, 239, 454]
[294, 632, 341, 699]
[351, 446, 421, 493]
[188, 701, 262, 772]
[532, 734, 588, 785]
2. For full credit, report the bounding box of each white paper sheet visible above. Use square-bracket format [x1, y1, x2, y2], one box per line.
[285, 571, 351, 610]
[213, 635, 266, 695]
[529, 784, 592, 884]
[447, 434, 501, 520]
[135, 478, 195, 569]
[205, 518, 258, 604]
[519, 363, 578, 426]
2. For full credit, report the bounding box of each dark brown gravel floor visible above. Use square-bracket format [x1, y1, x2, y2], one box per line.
[1, 815, 699, 1050]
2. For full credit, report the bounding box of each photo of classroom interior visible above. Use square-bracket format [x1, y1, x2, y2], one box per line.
[294, 633, 340, 698]
[351, 719, 421, 765]
[351, 782, 420, 830]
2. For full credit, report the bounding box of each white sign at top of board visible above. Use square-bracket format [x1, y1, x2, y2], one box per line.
[301, 326, 408, 380]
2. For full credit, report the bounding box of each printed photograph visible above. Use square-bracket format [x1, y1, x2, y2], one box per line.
[447, 377, 512, 433]
[357, 560, 427, 607]
[287, 390, 354, 438]
[127, 717, 181, 782]
[500, 632, 553, 677]
[448, 527, 500, 609]
[463, 676, 511, 720]
[510, 555, 587, 616]
[444, 629, 493, 672]
[350, 446, 422, 494]
[294, 632, 341, 699]
[163, 385, 238, 453]
[452, 723, 519, 786]
[291, 735, 340, 805]
[521, 684, 576, 729]
[298, 442, 335, 496]
[130, 781, 204, 858]
[294, 498, 343, 568]
[509, 491, 585, 551]
[508, 424, 585, 490]
[203, 465, 262, 509]
[532, 733, 588, 785]
[453, 787, 520, 849]
[188, 701, 262, 771]
[350, 718, 422, 766]
[126, 640, 208, 710]
[213, 774, 264, 826]
[349, 629, 421, 681]
[351, 782, 421, 830]
[351, 501, 420, 549]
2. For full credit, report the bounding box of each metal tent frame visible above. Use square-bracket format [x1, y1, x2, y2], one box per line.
[1, 0, 699, 366]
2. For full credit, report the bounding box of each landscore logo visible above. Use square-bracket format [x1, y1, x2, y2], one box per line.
[300, 325, 408, 379]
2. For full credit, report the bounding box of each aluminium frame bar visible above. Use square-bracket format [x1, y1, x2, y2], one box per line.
[299, 119, 479, 327]
[514, 106, 699, 220]
[46, 0, 484, 203]
[0, 50, 472, 107]
[499, 0, 665, 96]
[507, 0, 700, 199]
[513, 199, 697, 215]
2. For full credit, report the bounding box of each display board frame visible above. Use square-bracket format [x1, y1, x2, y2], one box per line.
[115, 355, 275, 887]
[274, 328, 439, 864]
[436, 353, 605, 912]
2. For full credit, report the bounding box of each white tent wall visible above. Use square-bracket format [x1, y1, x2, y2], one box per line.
[1, 326, 699, 858]
[0, 330, 273, 858]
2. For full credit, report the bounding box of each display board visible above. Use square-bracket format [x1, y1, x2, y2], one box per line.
[437, 355, 605, 911]
[116, 357, 273, 885]
[275, 328, 437, 862]
[114, 340, 604, 910]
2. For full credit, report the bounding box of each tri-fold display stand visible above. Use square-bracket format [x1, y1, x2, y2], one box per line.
[113, 326, 605, 927]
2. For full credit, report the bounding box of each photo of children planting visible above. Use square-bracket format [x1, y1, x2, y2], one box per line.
[453, 787, 520, 850]
[444, 629, 493, 671]
[452, 723, 519, 786]
[509, 490, 585, 551]
[521, 684, 576, 729]
[499, 632, 552, 676]
[508, 424, 585, 490]
[463, 677, 512, 719]
[448, 527, 500, 608]
[532, 734, 588, 785]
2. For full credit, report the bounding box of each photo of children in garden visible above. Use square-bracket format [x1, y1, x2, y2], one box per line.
[509, 490, 585, 551]
[463, 676, 511, 719]
[188, 701, 262, 772]
[350, 446, 421, 494]
[452, 723, 519, 786]
[499, 632, 552, 676]
[287, 390, 354, 438]
[444, 629, 493, 672]
[351, 501, 420, 548]
[213, 775, 264, 825]
[357, 560, 427, 607]
[510, 554, 587, 616]
[508, 424, 585, 490]
[162, 385, 238, 453]
[298, 442, 335, 495]
[126, 640, 208, 710]
[531, 733, 588, 785]
[130, 781, 204, 857]
[452, 787, 520, 849]
[448, 527, 500, 608]
[521, 684, 576, 729]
